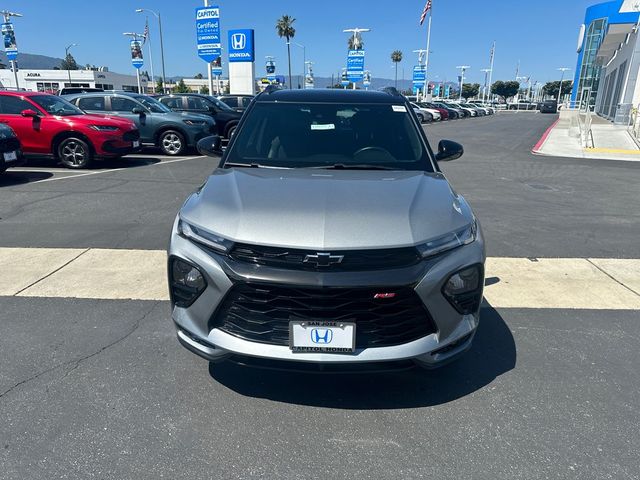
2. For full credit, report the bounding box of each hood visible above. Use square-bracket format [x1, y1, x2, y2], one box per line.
[180, 168, 474, 250]
[70, 114, 138, 129]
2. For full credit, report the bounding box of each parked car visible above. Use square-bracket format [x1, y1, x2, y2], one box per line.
[540, 100, 558, 113]
[0, 123, 24, 174]
[411, 104, 433, 123]
[156, 93, 243, 139]
[419, 102, 450, 120]
[467, 102, 493, 115]
[434, 102, 464, 119]
[508, 100, 537, 110]
[65, 92, 215, 156]
[217, 94, 255, 112]
[170, 87, 485, 371]
[411, 102, 441, 121]
[446, 102, 477, 117]
[0, 91, 140, 169]
[58, 87, 104, 96]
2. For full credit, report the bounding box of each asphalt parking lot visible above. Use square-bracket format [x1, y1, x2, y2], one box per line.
[1, 113, 639, 479]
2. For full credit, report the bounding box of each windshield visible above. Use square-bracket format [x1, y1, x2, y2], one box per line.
[30, 95, 84, 116]
[224, 102, 433, 171]
[131, 95, 171, 113]
[207, 96, 235, 112]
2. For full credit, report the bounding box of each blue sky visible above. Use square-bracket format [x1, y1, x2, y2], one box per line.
[3, 0, 595, 84]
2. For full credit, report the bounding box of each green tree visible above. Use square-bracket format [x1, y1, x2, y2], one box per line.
[194, 73, 204, 79]
[156, 78, 164, 93]
[276, 14, 296, 90]
[348, 34, 364, 50]
[60, 53, 78, 71]
[491, 80, 520, 102]
[199, 85, 210, 95]
[172, 79, 190, 93]
[461, 83, 480, 99]
[391, 50, 403, 89]
[542, 80, 573, 99]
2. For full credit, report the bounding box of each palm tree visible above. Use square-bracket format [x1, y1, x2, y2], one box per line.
[391, 50, 403, 89]
[347, 34, 363, 50]
[276, 15, 296, 90]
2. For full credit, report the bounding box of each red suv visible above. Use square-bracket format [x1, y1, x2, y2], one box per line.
[0, 91, 140, 169]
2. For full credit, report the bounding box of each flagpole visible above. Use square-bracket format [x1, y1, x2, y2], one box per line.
[423, 10, 432, 101]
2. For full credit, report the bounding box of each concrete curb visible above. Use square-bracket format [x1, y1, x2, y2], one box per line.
[531, 118, 559, 155]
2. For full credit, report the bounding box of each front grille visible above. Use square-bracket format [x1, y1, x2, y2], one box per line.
[211, 283, 437, 348]
[229, 243, 421, 272]
[0, 137, 20, 153]
[123, 130, 140, 141]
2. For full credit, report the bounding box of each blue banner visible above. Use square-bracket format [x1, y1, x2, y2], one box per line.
[346, 50, 365, 83]
[228, 29, 255, 63]
[196, 6, 221, 63]
[131, 40, 144, 69]
[433, 84, 441, 97]
[363, 71, 371, 87]
[211, 55, 222, 76]
[445, 85, 451, 98]
[2, 22, 18, 60]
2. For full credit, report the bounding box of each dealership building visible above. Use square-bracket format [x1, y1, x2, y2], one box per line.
[0, 68, 149, 93]
[573, 0, 640, 123]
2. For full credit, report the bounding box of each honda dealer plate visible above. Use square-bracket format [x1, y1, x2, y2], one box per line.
[290, 320, 356, 353]
[3, 151, 17, 162]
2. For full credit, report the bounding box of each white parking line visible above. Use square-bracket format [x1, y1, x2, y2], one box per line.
[9, 155, 208, 184]
[1, 248, 639, 309]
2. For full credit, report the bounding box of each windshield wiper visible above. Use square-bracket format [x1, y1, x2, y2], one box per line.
[224, 162, 291, 169]
[313, 164, 394, 171]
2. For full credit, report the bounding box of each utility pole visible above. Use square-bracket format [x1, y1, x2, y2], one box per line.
[343, 28, 370, 90]
[487, 41, 495, 103]
[456, 66, 470, 100]
[1, 10, 22, 90]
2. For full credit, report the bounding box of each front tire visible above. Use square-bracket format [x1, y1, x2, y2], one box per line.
[225, 123, 238, 139]
[159, 130, 186, 156]
[417, 113, 424, 123]
[58, 137, 92, 169]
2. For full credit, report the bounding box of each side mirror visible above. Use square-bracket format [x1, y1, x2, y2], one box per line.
[132, 107, 146, 115]
[197, 135, 223, 157]
[435, 140, 464, 162]
[21, 109, 39, 118]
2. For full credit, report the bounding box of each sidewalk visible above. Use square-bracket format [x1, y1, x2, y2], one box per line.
[532, 109, 640, 162]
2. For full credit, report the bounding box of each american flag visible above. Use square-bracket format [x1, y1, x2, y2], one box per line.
[142, 18, 150, 44]
[420, 0, 432, 25]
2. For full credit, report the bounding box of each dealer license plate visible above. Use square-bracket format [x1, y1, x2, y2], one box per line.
[290, 320, 356, 353]
[3, 151, 17, 162]
[133, 140, 140, 148]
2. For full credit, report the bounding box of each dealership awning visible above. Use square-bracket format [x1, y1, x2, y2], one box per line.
[596, 23, 638, 64]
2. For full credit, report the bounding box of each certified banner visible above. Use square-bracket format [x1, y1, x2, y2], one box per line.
[346, 49, 365, 83]
[212, 55, 223, 76]
[2, 22, 18, 60]
[195, 6, 221, 63]
[363, 71, 371, 88]
[131, 40, 144, 69]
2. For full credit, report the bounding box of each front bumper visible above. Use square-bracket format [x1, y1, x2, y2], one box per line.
[169, 219, 486, 369]
[94, 129, 141, 157]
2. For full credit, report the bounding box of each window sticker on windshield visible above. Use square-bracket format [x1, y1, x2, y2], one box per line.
[392, 105, 407, 112]
[310, 123, 335, 130]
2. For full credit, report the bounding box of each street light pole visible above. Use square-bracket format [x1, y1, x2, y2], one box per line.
[65, 43, 78, 87]
[1, 10, 22, 90]
[136, 8, 166, 93]
[293, 43, 305, 89]
[343, 28, 370, 90]
[557, 67, 570, 105]
[480, 68, 491, 102]
[456, 66, 470, 100]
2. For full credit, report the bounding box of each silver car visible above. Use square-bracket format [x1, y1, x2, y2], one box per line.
[169, 88, 485, 371]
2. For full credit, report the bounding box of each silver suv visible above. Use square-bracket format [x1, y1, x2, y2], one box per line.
[168, 88, 485, 371]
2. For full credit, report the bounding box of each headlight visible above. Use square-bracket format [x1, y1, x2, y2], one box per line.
[183, 119, 207, 126]
[442, 264, 483, 314]
[177, 218, 233, 253]
[89, 125, 119, 131]
[416, 221, 477, 258]
[169, 257, 206, 307]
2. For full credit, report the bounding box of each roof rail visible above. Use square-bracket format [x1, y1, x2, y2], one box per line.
[379, 86, 403, 97]
[264, 84, 283, 94]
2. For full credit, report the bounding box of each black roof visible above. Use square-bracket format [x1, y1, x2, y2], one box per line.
[256, 88, 406, 104]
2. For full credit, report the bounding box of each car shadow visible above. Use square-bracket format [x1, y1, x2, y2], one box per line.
[208, 305, 516, 409]
[21, 156, 162, 170]
[0, 171, 54, 186]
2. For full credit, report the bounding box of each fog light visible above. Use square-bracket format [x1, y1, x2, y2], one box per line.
[170, 258, 206, 307]
[442, 264, 483, 314]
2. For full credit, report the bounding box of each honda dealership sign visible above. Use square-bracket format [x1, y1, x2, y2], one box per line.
[195, 6, 221, 64]
[228, 29, 255, 62]
[227, 29, 256, 95]
[131, 40, 144, 69]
